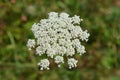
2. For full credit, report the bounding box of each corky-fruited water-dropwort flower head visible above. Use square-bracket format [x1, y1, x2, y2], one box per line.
[27, 12, 90, 70]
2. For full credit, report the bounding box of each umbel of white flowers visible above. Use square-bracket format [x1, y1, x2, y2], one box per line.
[27, 12, 90, 70]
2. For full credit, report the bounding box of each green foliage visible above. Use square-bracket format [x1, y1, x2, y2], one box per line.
[0, 0, 120, 80]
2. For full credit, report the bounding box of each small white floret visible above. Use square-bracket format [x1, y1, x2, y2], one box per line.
[68, 58, 78, 69]
[38, 59, 50, 70]
[26, 39, 35, 50]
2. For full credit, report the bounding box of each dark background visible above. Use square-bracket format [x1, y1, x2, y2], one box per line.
[0, 0, 120, 80]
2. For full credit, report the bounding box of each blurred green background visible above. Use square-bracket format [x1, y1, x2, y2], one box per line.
[0, 0, 120, 80]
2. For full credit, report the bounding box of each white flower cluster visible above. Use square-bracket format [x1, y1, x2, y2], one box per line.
[27, 12, 90, 70]
[37, 59, 50, 70]
[68, 58, 78, 69]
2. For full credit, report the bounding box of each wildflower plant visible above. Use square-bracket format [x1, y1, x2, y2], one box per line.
[27, 12, 90, 70]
